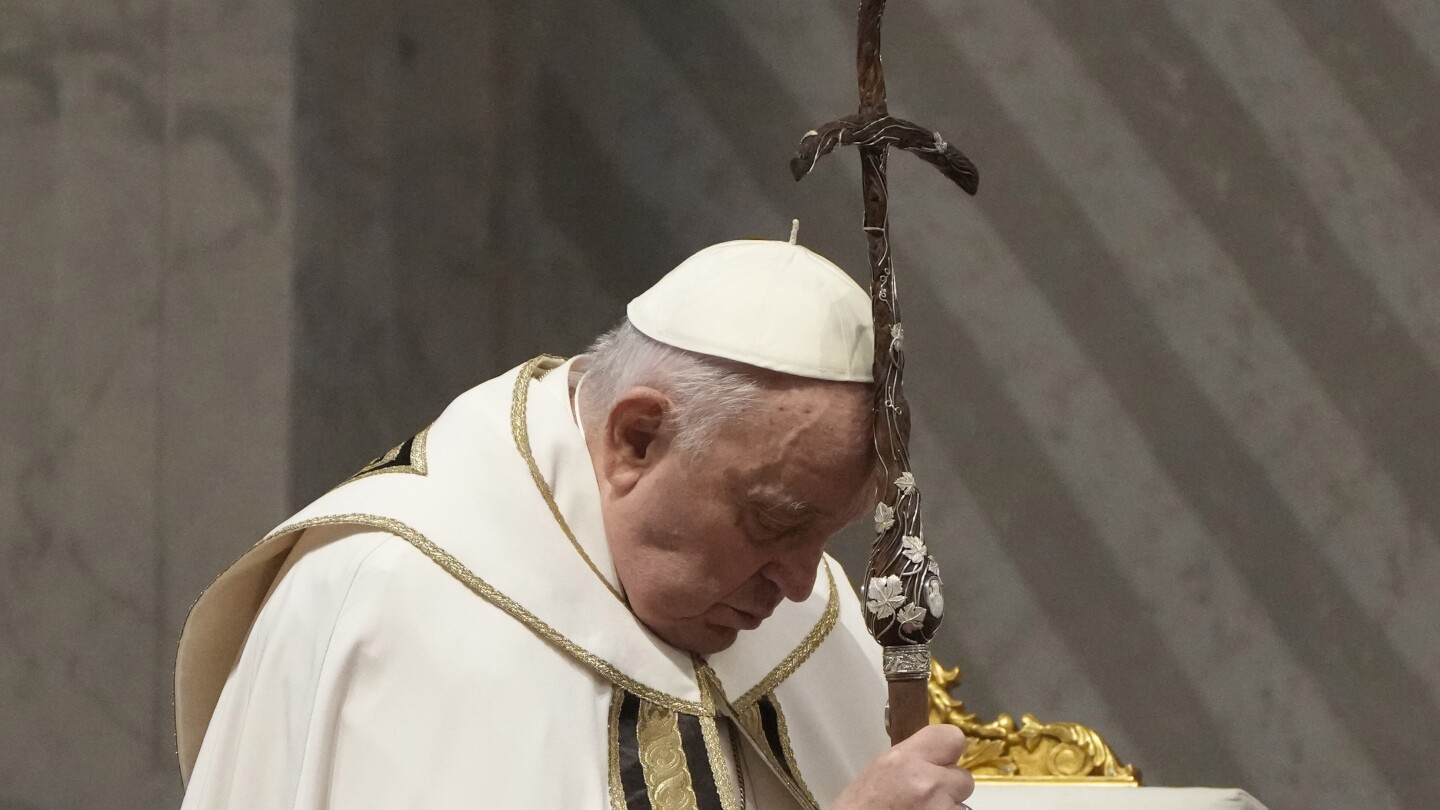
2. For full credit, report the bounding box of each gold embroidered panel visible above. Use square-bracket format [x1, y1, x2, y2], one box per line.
[610, 688, 737, 810]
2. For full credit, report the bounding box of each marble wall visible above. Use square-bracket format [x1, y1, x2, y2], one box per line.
[290, 0, 512, 499]
[0, 1, 292, 807]
[3, 1, 1438, 809]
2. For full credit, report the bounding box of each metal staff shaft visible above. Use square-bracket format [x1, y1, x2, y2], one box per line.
[792, 0, 978, 746]
[859, 0, 929, 747]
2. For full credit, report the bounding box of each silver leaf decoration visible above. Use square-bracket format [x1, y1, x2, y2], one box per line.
[866, 575, 905, 619]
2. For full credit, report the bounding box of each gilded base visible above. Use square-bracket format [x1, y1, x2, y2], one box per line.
[928, 661, 1141, 785]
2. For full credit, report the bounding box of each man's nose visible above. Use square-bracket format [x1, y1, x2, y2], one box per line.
[762, 549, 822, 603]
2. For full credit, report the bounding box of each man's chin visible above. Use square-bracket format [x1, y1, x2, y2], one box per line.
[653, 621, 741, 655]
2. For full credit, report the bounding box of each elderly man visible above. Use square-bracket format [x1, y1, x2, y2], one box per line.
[175, 240, 974, 809]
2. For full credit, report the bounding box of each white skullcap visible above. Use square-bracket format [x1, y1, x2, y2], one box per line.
[627, 239, 874, 382]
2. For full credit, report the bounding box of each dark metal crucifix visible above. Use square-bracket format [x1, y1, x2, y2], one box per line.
[791, 0, 978, 745]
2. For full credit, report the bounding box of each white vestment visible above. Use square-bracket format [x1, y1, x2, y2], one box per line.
[176, 357, 890, 810]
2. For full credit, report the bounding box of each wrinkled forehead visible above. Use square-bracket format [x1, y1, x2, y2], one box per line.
[728, 377, 873, 448]
[733, 463, 877, 528]
[770, 381, 873, 453]
[754, 376, 872, 427]
[717, 392, 877, 512]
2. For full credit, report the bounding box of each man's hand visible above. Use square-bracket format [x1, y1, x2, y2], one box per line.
[831, 724, 975, 810]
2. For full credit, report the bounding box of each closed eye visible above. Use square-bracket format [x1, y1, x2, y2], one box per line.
[743, 484, 817, 539]
[755, 511, 799, 534]
[752, 502, 814, 536]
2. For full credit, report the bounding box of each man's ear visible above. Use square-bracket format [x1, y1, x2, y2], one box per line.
[598, 387, 672, 495]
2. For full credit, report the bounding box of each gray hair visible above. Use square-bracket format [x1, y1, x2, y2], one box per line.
[576, 320, 771, 457]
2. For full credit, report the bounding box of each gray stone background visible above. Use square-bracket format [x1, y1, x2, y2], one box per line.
[2, 1, 1436, 808]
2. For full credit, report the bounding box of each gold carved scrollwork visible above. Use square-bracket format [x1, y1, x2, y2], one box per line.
[928, 661, 1140, 785]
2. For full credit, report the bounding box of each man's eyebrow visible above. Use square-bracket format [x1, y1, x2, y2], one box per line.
[747, 484, 815, 518]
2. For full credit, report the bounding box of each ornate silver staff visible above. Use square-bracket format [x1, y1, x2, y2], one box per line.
[791, 0, 978, 745]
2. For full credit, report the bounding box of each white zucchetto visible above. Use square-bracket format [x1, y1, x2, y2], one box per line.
[627, 239, 874, 382]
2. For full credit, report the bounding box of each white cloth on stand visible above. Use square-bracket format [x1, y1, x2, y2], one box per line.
[969, 785, 1269, 810]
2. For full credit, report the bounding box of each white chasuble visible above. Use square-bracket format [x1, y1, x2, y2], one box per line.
[176, 357, 890, 810]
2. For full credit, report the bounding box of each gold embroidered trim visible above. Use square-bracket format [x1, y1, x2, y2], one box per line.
[698, 665, 818, 810]
[769, 696, 819, 808]
[347, 423, 432, 483]
[732, 563, 839, 712]
[264, 513, 708, 715]
[511, 355, 628, 604]
[731, 692, 819, 810]
[638, 700, 702, 810]
[697, 672, 744, 810]
[734, 703, 767, 772]
[609, 687, 627, 810]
